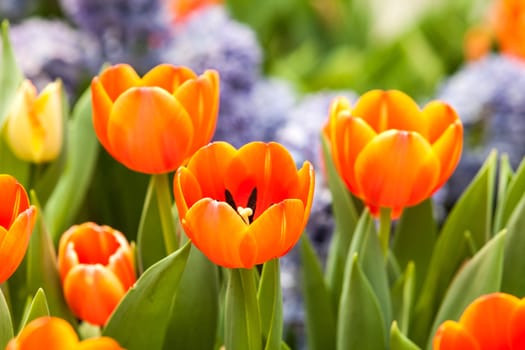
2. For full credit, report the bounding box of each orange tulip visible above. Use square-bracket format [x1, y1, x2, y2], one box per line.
[166, 0, 223, 22]
[433, 292, 525, 350]
[491, 0, 525, 59]
[91, 63, 219, 174]
[6, 316, 123, 350]
[328, 90, 463, 218]
[57, 222, 136, 326]
[174, 141, 315, 268]
[0, 174, 37, 283]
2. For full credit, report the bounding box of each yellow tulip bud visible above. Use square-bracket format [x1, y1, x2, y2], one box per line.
[4, 79, 63, 163]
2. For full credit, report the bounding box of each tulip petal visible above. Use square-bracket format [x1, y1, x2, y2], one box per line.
[91, 78, 115, 153]
[76, 337, 123, 350]
[97, 64, 141, 101]
[0, 207, 37, 283]
[459, 293, 519, 350]
[432, 120, 463, 191]
[354, 130, 440, 213]
[66, 224, 120, 265]
[174, 70, 219, 156]
[433, 321, 479, 350]
[224, 142, 300, 220]
[351, 90, 426, 135]
[296, 162, 315, 228]
[63, 265, 126, 326]
[107, 247, 136, 290]
[107, 87, 194, 173]
[422, 101, 461, 143]
[329, 112, 377, 197]
[142, 64, 197, 92]
[248, 199, 305, 265]
[6, 317, 79, 350]
[509, 299, 525, 349]
[185, 141, 237, 201]
[174, 167, 203, 218]
[0, 175, 29, 229]
[182, 199, 254, 268]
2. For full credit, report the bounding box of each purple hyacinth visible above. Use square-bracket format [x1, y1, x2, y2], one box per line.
[8, 18, 102, 98]
[59, 0, 169, 72]
[437, 54, 525, 205]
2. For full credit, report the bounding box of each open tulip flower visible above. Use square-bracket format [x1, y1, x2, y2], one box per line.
[328, 89, 463, 218]
[6, 316, 123, 350]
[433, 293, 525, 349]
[0, 174, 37, 283]
[174, 141, 315, 268]
[4, 79, 63, 163]
[57, 222, 136, 326]
[91, 63, 219, 174]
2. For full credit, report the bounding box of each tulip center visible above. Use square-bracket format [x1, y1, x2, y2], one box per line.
[225, 188, 257, 224]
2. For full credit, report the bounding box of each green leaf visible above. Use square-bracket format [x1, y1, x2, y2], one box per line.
[162, 247, 219, 350]
[390, 262, 415, 335]
[501, 192, 525, 296]
[44, 87, 99, 243]
[225, 268, 262, 350]
[337, 254, 386, 350]
[18, 289, 50, 331]
[27, 192, 76, 324]
[137, 176, 166, 273]
[321, 135, 359, 311]
[299, 234, 336, 350]
[493, 154, 514, 233]
[392, 199, 437, 295]
[103, 242, 191, 350]
[257, 259, 282, 350]
[0, 287, 14, 350]
[390, 321, 421, 350]
[496, 157, 525, 231]
[427, 230, 506, 349]
[0, 20, 23, 127]
[411, 151, 497, 345]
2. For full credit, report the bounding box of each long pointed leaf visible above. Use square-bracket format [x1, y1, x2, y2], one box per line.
[0, 20, 23, 127]
[0, 288, 13, 349]
[501, 193, 525, 296]
[390, 321, 421, 350]
[18, 289, 50, 331]
[258, 259, 283, 350]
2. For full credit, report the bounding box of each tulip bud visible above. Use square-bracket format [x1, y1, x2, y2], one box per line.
[4, 79, 63, 163]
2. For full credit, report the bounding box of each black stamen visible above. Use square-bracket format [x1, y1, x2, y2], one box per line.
[225, 189, 237, 210]
[247, 188, 257, 222]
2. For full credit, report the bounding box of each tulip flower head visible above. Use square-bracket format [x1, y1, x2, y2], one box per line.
[166, 0, 224, 23]
[4, 79, 63, 163]
[0, 174, 37, 283]
[91, 63, 219, 174]
[491, 0, 525, 60]
[58, 222, 136, 326]
[6, 316, 123, 350]
[174, 141, 315, 268]
[328, 90, 463, 218]
[433, 292, 525, 349]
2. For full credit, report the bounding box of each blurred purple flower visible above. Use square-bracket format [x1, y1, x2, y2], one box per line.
[0, 0, 37, 21]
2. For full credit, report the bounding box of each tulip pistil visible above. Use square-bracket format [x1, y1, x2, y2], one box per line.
[237, 207, 253, 225]
[225, 188, 258, 223]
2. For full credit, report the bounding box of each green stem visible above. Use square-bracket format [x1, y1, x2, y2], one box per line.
[378, 207, 392, 259]
[225, 268, 262, 350]
[153, 173, 178, 254]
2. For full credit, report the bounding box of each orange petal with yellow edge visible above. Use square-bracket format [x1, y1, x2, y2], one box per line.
[432, 120, 463, 191]
[175, 70, 219, 156]
[174, 167, 204, 218]
[248, 199, 305, 265]
[63, 265, 126, 326]
[0, 174, 30, 229]
[96, 64, 141, 101]
[185, 141, 236, 201]
[509, 299, 525, 349]
[76, 337, 123, 350]
[6, 317, 79, 350]
[224, 142, 300, 220]
[423, 101, 461, 144]
[433, 320, 479, 350]
[142, 64, 197, 92]
[0, 206, 37, 283]
[91, 78, 116, 153]
[351, 90, 426, 135]
[354, 130, 440, 211]
[330, 113, 377, 197]
[182, 199, 255, 268]
[296, 161, 315, 228]
[459, 293, 520, 350]
[107, 87, 194, 173]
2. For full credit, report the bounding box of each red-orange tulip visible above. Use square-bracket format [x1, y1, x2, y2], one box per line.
[433, 292, 525, 350]
[166, 0, 223, 22]
[57, 222, 136, 326]
[91, 63, 219, 174]
[0, 174, 37, 283]
[6, 316, 123, 350]
[174, 141, 315, 268]
[491, 0, 525, 59]
[328, 90, 463, 218]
